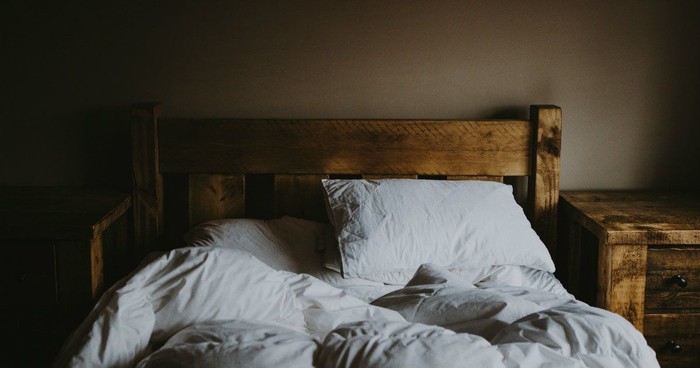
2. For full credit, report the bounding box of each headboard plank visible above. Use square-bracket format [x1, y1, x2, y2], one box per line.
[363, 175, 418, 179]
[188, 174, 245, 227]
[528, 105, 563, 258]
[130, 103, 164, 259]
[447, 175, 504, 183]
[158, 119, 532, 176]
[274, 175, 329, 222]
[244, 174, 275, 219]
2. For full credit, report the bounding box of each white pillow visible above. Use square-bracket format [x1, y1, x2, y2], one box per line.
[184, 216, 328, 273]
[184, 216, 388, 291]
[322, 179, 554, 283]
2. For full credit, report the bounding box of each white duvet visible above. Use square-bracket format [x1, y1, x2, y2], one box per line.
[54, 247, 658, 368]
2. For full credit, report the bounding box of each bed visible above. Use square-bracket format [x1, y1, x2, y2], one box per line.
[53, 104, 659, 367]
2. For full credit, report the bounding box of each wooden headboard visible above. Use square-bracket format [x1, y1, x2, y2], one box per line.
[130, 103, 562, 263]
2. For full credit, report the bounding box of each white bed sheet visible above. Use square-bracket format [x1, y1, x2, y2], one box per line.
[54, 246, 659, 368]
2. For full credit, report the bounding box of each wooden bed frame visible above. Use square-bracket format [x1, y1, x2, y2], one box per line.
[130, 103, 562, 264]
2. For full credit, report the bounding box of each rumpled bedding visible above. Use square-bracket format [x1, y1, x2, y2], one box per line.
[54, 247, 658, 368]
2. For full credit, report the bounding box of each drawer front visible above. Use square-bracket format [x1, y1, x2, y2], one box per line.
[646, 246, 700, 312]
[0, 242, 58, 308]
[645, 313, 700, 368]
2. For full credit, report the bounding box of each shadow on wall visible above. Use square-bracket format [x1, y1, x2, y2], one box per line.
[482, 106, 530, 120]
[647, 12, 700, 190]
[81, 107, 132, 191]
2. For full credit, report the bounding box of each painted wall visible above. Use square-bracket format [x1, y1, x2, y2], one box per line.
[3, 1, 698, 191]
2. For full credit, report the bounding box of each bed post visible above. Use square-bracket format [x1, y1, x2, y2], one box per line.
[130, 102, 164, 261]
[528, 105, 562, 260]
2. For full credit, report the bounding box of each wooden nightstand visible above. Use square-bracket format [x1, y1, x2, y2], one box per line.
[0, 187, 132, 366]
[558, 191, 700, 368]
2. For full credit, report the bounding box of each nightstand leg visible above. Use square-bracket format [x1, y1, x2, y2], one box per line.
[560, 216, 582, 296]
[597, 242, 647, 332]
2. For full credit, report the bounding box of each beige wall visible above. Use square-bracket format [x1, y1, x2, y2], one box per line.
[2, 1, 698, 190]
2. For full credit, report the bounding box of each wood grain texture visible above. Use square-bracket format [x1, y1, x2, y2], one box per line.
[130, 103, 163, 258]
[646, 246, 700, 310]
[645, 313, 700, 368]
[188, 174, 245, 226]
[647, 246, 700, 305]
[560, 190, 700, 364]
[186, 174, 511, 227]
[274, 175, 329, 222]
[89, 236, 104, 300]
[597, 242, 647, 331]
[131, 103, 562, 262]
[647, 335, 699, 368]
[158, 118, 533, 176]
[528, 105, 562, 258]
[645, 313, 700, 336]
[646, 291, 700, 310]
[363, 175, 418, 180]
[648, 246, 700, 270]
[559, 191, 700, 245]
[647, 270, 700, 291]
[446, 175, 504, 183]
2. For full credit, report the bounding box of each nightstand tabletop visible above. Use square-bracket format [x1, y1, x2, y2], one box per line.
[560, 191, 700, 245]
[0, 186, 131, 240]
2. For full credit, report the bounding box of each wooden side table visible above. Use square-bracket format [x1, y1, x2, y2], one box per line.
[559, 191, 700, 368]
[0, 186, 132, 366]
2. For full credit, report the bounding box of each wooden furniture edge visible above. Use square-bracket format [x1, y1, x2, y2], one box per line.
[91, 195, 132, 238]
[130, 102, 164, 259]
[560, 191, 700, 245]
[559, 194, 610, 241]
[529, 105, 562, 258]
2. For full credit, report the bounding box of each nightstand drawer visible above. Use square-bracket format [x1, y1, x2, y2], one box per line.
[646, 246, 700, 311]
[645, 313, 700, 368]
[648, 246, 700, 274]
[0, 243, 58, 308]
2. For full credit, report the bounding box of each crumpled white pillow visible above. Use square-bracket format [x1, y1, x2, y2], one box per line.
[183, 216, 390, 293]
[322, 179, 554, 283]
[183, 216, 329, 273]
